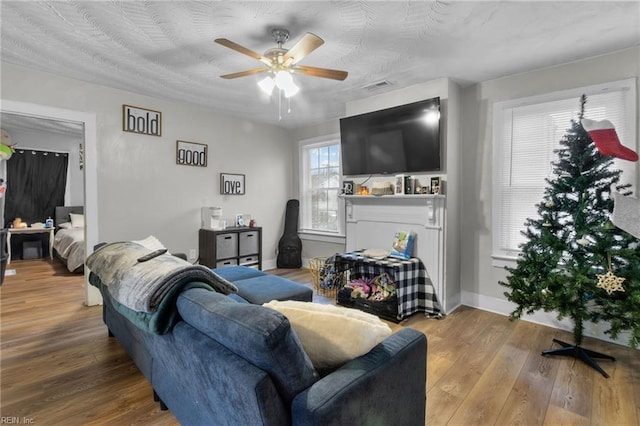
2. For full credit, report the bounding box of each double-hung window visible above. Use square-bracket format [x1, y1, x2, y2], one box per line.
[299, 134, 344, 238]
[492, 79, 636, 265]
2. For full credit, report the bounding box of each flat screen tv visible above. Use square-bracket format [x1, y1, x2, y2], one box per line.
[340, 97, 441, 176]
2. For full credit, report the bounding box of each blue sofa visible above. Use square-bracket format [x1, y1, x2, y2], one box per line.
[98, 266, 428, 425]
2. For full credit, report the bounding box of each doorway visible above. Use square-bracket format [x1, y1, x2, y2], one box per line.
[1, 100, 100, 305]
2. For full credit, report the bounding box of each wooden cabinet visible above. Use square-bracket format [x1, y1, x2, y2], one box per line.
[198, 227, 262, 269]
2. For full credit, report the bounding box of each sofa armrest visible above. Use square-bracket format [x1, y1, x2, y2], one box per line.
[291, 328, 427, 426]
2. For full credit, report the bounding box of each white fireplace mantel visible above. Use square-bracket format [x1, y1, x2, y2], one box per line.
[342, 194, 449, 313]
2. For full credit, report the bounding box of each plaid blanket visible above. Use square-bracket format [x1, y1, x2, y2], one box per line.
[336, 251, 442, 320]
[86, 241, 237, 313]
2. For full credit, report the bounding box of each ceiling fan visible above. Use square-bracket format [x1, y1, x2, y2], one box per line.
[214, 29, 348, 83]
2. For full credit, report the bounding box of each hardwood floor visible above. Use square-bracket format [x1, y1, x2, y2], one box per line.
[1, 260, 638, 425]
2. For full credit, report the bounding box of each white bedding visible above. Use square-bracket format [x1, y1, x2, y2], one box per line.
[53, 228, 85, 272]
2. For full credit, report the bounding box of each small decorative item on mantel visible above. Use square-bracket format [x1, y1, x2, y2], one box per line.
[395, 174, 406, 194]
[371, 181, 394, 196]
[430, 177, 442, 195]
[342, 180, 354, 195]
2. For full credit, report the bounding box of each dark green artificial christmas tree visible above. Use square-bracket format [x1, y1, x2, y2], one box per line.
[500, 95, 640, 378]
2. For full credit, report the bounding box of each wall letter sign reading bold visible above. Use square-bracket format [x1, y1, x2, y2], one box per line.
[123, 105, 162, 136]
[176, 141, 208, 167]
[220, 173, 245, 195]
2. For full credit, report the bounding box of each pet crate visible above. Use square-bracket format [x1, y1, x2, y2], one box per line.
[334, 254, 401, 323]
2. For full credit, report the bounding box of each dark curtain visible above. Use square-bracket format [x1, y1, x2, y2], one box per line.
[5, 150, 69, 227]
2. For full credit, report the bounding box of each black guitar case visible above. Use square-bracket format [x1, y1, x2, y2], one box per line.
[277, 199, 302, 268]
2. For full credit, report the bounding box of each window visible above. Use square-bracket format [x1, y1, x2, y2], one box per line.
[299, 135, 344, 237]
[492, 79, 636, 264]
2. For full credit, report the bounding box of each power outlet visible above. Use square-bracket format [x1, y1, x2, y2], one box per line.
[188, 249, 196, 259]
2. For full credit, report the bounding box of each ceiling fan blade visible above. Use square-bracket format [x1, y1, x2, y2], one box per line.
[295, 65, 348, 81]
[282, 33, 324, 67]
[220, 67, 268, 79]
[214, 38, 272, 66]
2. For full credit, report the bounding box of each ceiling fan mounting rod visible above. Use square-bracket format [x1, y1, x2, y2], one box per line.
[271, 28, 290, 47]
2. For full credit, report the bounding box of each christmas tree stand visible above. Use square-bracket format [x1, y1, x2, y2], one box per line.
[542, 338, 616, 378]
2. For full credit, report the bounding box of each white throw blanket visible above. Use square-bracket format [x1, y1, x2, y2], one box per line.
[53, 227, 85, 272]
[86, 242, 237, 313]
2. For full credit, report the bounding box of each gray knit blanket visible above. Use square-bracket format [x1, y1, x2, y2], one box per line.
[86, 241, 237, 313]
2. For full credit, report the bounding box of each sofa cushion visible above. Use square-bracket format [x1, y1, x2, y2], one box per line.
[232, 275, 313, 304]
[177, 288, 318, 403]
[213, 265, 266, 282]
[264, 300, 392, 370]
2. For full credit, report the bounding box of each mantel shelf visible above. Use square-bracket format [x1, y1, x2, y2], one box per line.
[339, 194, 445, 200]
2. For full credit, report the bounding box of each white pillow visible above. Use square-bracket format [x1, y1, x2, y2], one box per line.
[132, 235, 168, 252]
[264, 300, 392, 370]
[58, 222, 72, 229]
[69, 213, 85, 228]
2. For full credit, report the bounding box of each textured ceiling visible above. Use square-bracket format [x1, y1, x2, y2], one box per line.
[1, 1, 639, 129]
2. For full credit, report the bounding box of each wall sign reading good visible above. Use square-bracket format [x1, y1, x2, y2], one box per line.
[220, 173, 245, 195]
[176, 140, 207, 167]
[123, 104, 162, 136]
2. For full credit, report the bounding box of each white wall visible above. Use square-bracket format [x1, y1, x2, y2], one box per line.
[291, 78, 463, 309]
[290, 120, 345, 262]
[1, 62, 294, 267]
[345, 77, 462, 312]
[3, 126, 85, 207]
[459, 47, 640, 341]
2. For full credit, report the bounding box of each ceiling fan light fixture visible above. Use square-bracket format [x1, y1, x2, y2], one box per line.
[275, 70, 295, 90]
[217, 29, 347, 120]
[284, 83, 299, 98]
[258, 76, 275, 96]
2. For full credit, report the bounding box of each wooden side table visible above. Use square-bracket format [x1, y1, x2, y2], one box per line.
[7, 227, 55, 264]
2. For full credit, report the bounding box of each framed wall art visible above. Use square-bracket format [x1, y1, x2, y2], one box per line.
[122, 104, 162, 136]
[176, 140, 207, 167]
[220, 173, 245, 195]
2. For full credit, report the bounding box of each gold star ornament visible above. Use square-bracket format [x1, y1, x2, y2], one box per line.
[596, 270, 626, 295]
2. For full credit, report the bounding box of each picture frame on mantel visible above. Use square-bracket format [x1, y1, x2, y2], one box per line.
[220, 173, 245, 195]
[176, 140, 207, 167]
[430, 177, 442, 194]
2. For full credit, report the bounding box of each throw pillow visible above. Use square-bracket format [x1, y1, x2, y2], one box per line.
[58, 222, 72, 229]
[263, 300, 392, 370]
[132, 235, 167, 252]
[69, 213, 85, 228]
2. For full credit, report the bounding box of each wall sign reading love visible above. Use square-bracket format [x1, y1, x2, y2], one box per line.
[176, 140, 208, 167]
[220, 173, 245, 195]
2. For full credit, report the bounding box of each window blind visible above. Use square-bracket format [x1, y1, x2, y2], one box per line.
[495, 82, 636, 258]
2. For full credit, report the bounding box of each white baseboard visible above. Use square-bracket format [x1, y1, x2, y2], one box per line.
[461, 290, 632, 348]
[262, 258, 277, 270]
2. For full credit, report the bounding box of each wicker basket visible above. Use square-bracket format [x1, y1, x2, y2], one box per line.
[309, 257, 339, 298]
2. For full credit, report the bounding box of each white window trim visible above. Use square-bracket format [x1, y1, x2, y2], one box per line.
[492, 78, 637, 268]
[298, 133, 345, 238]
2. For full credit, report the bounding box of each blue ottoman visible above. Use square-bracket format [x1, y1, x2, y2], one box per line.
[214, 266, 313, 305]
[213, 265, 265, 282]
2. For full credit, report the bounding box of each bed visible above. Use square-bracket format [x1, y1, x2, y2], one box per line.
[53, 206, 85, 273]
